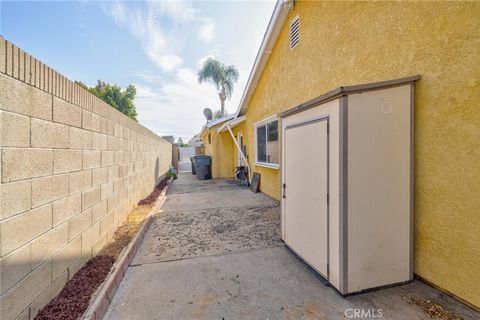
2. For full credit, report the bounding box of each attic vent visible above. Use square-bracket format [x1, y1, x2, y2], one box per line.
[290, 16, 300, 49]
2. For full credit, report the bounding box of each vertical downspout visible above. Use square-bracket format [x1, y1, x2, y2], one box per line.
[226, 123, 252, 182]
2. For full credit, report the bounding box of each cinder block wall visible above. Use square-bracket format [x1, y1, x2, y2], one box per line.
[0, 37, 172, 319]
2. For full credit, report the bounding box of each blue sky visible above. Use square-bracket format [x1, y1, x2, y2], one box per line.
[1, 0, 276, 141]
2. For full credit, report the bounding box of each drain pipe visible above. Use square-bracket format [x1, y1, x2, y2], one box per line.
[226, 123, 252, 183]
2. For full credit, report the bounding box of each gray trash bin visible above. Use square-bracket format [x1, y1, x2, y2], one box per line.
[193, 155, 212, 180]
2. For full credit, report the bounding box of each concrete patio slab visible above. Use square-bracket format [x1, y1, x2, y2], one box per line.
[162, 188, 278, 212]
[168, 177, 241, 195]
[105, 247, 478, 320]
[104, 173, 479, 320]
[133, 204, 282, 265]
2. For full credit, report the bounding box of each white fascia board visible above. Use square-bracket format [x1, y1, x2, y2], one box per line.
[198, 114, 234, 137]
[234, 0, 292, 118]
[205, 114, 235, 128]
[217, 115, 247, 133]
[253, 114, 278, 127]
[198, 125, 207, 137]
[216, 123, 228, 133]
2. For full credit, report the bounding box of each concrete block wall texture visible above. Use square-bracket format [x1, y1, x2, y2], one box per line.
[0, 36, 172, 319]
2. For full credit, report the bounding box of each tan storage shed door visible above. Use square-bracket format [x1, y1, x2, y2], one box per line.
[284, 118, 329, 277]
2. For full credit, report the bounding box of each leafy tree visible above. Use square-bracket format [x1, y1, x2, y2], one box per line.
[76, 80, 138, 121]
[177, 137, 188, 147]
[197, 58, 239, 117]
[213, 109, 225, 120]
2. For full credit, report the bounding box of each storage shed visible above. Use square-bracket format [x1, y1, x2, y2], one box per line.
[280, 75, 420, 295]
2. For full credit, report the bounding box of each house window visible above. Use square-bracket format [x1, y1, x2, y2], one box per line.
[255, 117, 279, 168]
[208, 133, 211, 144]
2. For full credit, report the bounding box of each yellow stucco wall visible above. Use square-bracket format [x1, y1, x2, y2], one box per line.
[201, 129, 213, 158]
[201, 124, 235, 178]
[240, 0, 480, 308]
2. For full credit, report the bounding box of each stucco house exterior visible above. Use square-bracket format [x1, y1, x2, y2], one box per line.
[199, 114, 236, 178]
[197, 0, 480, 309]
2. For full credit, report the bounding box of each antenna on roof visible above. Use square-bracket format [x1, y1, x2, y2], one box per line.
[203, 108, 213, 122]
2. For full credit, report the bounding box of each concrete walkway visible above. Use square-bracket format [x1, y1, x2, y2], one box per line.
[105, 173, 478, 320]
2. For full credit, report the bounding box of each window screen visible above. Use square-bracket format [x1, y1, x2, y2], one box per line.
[256, 125, 267, 163]
[256, 119, 279, 165]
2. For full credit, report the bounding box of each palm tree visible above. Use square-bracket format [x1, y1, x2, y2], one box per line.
[198, 58, 239, 117]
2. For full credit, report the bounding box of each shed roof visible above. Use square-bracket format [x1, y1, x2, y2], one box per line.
[280, 75, 421, 118]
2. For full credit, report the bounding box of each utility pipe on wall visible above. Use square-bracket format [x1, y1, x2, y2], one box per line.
[226, 123, 252, 182]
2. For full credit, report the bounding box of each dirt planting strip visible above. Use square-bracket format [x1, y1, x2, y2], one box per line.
[138, 178, 169, 206]
[34, 177, 172, 320]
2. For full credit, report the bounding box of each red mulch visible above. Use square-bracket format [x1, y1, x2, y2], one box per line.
[138, 177, 169, 206]
[35, 256, 116, 320]
[34, 178, 169, 320]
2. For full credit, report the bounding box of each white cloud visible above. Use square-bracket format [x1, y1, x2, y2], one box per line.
[110, 2, 126, 25]
[107, 1, 215, 72]
[132, 63, 250, 141]
[134, 68, 214, 140]
[156, 0, 197, 22]
[149, 53, 183, 72]
[102, 0, 277, 141]
[133, 66, 245, 140]
[107, 1, 190, 72]
[199, 20, 215, 41]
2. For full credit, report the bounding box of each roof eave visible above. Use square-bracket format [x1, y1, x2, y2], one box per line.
[234, 0, 292, 118]
[205, 114, 235, 129]
[217, 115, 247, 133]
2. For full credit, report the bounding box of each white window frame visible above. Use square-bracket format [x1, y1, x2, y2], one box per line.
[254, 115, 279, 169]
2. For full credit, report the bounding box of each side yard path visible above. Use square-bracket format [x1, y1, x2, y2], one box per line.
[104, 173, 479, 320]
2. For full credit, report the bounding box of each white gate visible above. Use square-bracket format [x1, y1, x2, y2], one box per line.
[178, 147, 195, 172]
